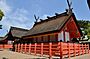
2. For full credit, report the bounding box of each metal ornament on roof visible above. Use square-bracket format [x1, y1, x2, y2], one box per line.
[34, 14, 39, 23]
[66, 0, 73, 13]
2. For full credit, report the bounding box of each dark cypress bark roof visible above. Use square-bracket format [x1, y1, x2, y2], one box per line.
[0, 37, 4, 41]
[3, 27, 29, 40]
[25, 11, 72, 36]
[10, 27, 29, 38]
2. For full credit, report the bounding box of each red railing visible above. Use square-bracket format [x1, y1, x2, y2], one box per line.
[0, 44, 13, 49]
[15, 42, 89, 59]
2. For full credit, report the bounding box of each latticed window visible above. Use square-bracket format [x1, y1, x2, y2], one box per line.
[50, 34, 58, 42]
[42, 36, 49, 42]
[36, 37, 42, 43]
[55, 34, 58, 42]
[33, 37, 37, 43]
[39, 36, 43, 42]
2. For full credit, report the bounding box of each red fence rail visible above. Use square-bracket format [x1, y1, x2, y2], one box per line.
[0, 44, 13, 49]
[15, 42, 89, 59]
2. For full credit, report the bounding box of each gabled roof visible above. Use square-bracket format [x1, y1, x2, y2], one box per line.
[9, 27, 29, 38]
[0, 37, 4, 41]
[25, 11, 73, 36]
[2, 27, 29, 40]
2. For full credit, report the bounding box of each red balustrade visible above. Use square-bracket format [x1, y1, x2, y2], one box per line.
[0, 44, 13, 49]
[15, 42, 90, 59]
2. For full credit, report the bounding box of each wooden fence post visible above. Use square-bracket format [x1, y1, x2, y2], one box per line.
[25, 44, 27, 53]
[78, 44, 80, 56]
[17, 44, 19, 52]
[86, 44, 89, 54]
[49, 42, 52, 59]
[88, 44, 89, 54]
[18, 44, 20, 52]
[15, 44, 17, 52]
[29, 43, 31, 54]
[68, 43, 70, 59]
[85, 44, 86, 54]
[2, 44, 4, 49]
[74, 43, 76, 57]
[41, 43, 43, 57]
[82, 44, 84, 55]
[34, 43, 37, 55]
[60, 42, 63, 59]
[21, 44, 23, 53]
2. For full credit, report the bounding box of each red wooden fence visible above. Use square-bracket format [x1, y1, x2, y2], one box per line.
[0, 44, 13, 49]
[15, 42, 89, 59]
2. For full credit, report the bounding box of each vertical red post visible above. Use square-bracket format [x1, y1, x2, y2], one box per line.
[3, 44, 4, 49]
[87, 44, 89, 54]
[17, 44, 19, 52]
[86, 44, 89, 54]
[29, 43, 31, 54]
[19, 44, 21, 52]
[25, 44, 27, 53]
[68, 43, 70, 59]
[82, 44, 84, 55]
[2, 44, 4, 49]
[41, 43, 43, 57]
[60, 42, 63, 59]
[14, 44, 16, 52]
[22, 44, 24, 53]
[49, 42, 52, 59]
[15, 44, 17, 52]
[18, 44, 20, 52]
[21, 44, 23, 53]
[88, 44, 89, 54]
[78, 44, 80, 55]
[85, 44, 86, 54]
[34, 43, 37, 55]
[74, 43, 76, 57]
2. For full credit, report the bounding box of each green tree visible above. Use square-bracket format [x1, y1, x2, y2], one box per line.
[77, 20, 90, 39]
[77, 20, 90, 29]
[0, 9, 4, 29]
[0, 9, 4, 21]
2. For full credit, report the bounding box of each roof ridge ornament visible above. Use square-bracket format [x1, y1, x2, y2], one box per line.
[34, 14, 39, 23]
[66, 0, 73, 14]
[55, 13, 59, 16]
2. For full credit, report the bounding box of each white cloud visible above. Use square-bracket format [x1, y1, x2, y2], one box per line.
[40, 14, 55, 20]
[41, 14, 50, 19]
[0, 0, 12, 14]
[8, 8, 30, 23]
[0, 0, 33, 36]
[1, 8, 32, 30]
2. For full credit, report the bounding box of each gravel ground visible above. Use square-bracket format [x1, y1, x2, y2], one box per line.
[0, 50, 90, 59]
[70, 54, 90, 59]
[0, 50, 47, 59]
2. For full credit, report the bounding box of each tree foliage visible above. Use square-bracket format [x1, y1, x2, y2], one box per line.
[0, 9, 4, 21]
[77, 20, 90, 38]
[77, 20, 90, 29]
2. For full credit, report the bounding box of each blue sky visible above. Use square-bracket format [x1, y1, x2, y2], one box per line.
[0, 0, 90, 36]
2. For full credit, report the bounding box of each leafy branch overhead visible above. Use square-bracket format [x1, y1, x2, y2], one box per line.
[0, 9, 4, 21]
